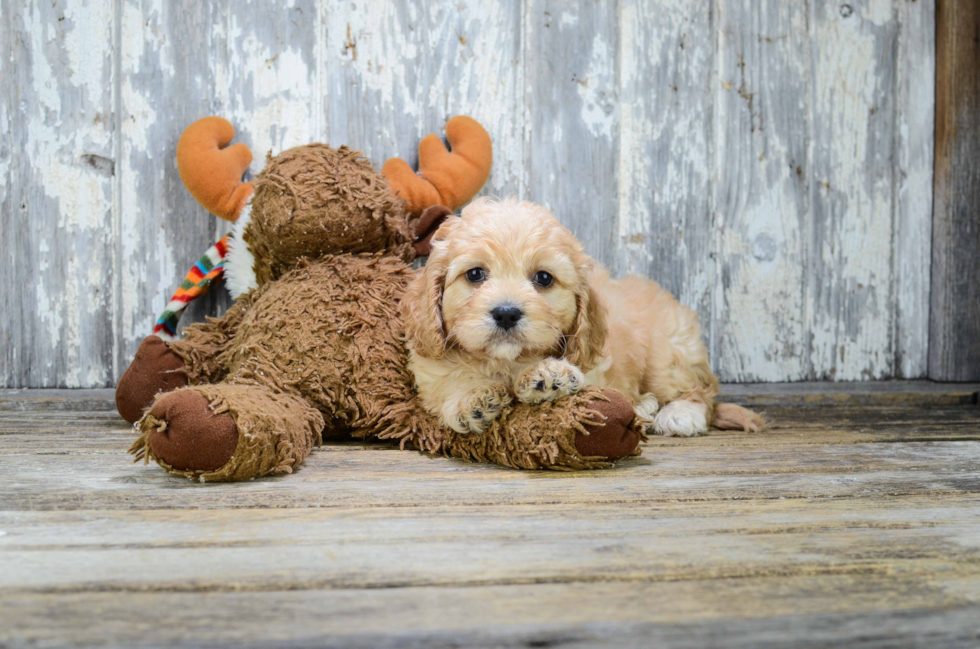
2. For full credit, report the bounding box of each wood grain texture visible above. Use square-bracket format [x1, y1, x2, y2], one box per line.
[714, 0, 810, 381]
[322, 0, 418, 163]
[808, 0, 902, 381]
[1, 389, 979, 647]
[3, 403, 980, 512]
[617, 0, 715, 346]
[2, 590, 979, 649]
[894, 0, 935, 379]
[116, 0, 224, 369]
[1, 0, 116, 388]
[117, 0, 320, 362]
[930, 0, 980, 381]
[3, 494, 980, 592]
[4, 1, 944, 386]
[414, 1, 525, 198]
[525, 0, 619, 263]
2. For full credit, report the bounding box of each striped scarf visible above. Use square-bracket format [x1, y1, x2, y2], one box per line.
[153, 235, 231, 340]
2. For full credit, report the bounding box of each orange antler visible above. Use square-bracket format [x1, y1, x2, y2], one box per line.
[176, 116, 254, 222]
[382, 116, 492, 216]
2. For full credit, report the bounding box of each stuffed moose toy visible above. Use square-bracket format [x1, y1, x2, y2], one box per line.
[116, 116, 642, 481]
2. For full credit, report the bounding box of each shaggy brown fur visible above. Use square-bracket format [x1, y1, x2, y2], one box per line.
[246, 145, 414, 285]
[120, 134, 642, 481]
[127, 254, 642, 481]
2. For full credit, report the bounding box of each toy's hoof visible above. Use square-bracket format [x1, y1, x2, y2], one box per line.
[575, 390, 640, 460]
[147, 390, 238, 472]
[116, 336, 188, 423]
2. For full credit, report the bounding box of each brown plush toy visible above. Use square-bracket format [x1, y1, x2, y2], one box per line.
[117, 116, 642, 482]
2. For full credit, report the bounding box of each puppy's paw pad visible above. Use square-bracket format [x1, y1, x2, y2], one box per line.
[653, 400, 708, 438]
[451, 383, 512, 434]
[516, 359, 585, 404]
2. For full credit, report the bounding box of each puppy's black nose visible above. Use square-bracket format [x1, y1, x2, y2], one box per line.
[491, 305, 523, 330]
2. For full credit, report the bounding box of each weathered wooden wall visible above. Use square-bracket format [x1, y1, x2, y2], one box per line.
[930, 0, 980, 382]
[0, 0, 936, 387]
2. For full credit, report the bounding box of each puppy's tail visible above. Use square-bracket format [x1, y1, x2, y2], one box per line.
[712, 402, 766, 432]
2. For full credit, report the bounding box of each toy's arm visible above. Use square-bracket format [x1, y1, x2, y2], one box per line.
[382, 116, 492, 216]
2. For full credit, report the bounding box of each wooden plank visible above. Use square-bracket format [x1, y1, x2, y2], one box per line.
[0, 0, 116, 388]
[413, 1, 525, 198]
[714, 0, 810, 382]
[893, 0, 935, 379]
[2, 587, 979, 649]
[116, 0, 320, 373]
[2, 494, 978, 590]
[721, 380, 980, 407]
[525, 0, 619, 264]
[4, 383, 979, 411]
[322, 0, 419, 164]
[3, 400, 980, 443]
[4, 431, 979, 510]
[930, 0, 980, 381]
[617, 0, 715, 352]
[0, 389, 117, 411]
[4, 403, 980, 442]
[116, 0, 224, 369]
[1, 393, 978, 647]
[210, 0, 321, 156]
[808, 1, 900, 380]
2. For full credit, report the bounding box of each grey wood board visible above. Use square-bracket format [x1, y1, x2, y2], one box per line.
[1, 0, 116, 388]
[894, 0, 935, 380]
[2, 396, 980, 647]
[1, 590, 979, 648]
[525, 0, 620, 265]
[4, 382, 979, 410]
[2, 0, 939, 387]
[808, 0, 901, 381]
[930, 0, 980, 381]
[5, 436, 980, 511]
[3, 494, 980, 592]
[1, 390, 980, 646]
[714, 0, 810, 381]
[618, 0, 715, 351]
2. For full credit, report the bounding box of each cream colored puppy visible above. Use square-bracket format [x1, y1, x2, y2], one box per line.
[402, 197, 763, 437]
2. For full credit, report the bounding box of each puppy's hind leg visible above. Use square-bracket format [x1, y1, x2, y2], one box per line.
[713, 402, 765, 432]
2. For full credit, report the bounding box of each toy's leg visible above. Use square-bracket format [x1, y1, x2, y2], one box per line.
[415, 387, 644, 470]
[115, 336, 188, 423]
[130, 382, 323, 482]
[115, 298, 251, 423]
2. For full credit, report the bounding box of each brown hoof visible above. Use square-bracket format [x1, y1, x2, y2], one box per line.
[575, 390, 640, 460]
[116, 336, 188, 423]
[147, 390, 239, 472]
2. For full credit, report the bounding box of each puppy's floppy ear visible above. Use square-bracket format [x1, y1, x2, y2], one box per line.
[563, 272, 607, 372]
[401, 218, 457, 359]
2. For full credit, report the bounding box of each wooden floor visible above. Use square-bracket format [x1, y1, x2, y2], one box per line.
[1, 383, 979, 648]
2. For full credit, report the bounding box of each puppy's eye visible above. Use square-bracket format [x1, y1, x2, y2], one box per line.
[532, 271, 554, 288]
[465, 268, 486, 284]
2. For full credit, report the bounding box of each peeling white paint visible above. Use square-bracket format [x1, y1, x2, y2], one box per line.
[809, 2, 896, 380]
[577, 31, 617, 141]
[712, 0, 810, 382]
[3, 0, 936, 387]
[12, 0, 115, 388]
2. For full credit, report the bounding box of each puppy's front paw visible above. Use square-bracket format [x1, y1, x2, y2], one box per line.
[653, 399, 708, 438]
[515, 359, 585, 405]
[446, 383, 512, 434]
[634, 393, 661, 435]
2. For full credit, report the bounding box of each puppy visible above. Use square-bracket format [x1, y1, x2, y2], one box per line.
[401, 197, 763, 437]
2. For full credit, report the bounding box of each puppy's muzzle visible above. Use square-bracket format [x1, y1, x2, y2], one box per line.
[491, 305, 523, 331]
